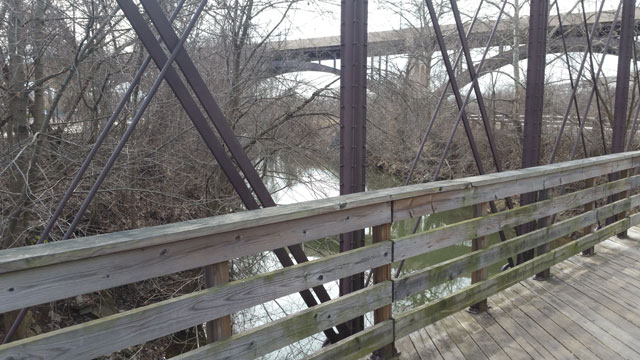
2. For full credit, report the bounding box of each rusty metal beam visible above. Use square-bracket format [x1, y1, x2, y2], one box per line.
[518, 0, 549, 265]
[612, 0, 636, 155]
[339, 0, 367, 336]
[609, 0, 635, 231]
[124, 0, 343, 342]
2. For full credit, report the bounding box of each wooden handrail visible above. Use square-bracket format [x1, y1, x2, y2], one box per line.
[1, 151, 637, 273]
[1, 151, 639, 359]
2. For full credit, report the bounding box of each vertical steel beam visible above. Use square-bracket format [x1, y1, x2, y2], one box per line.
[518, 0, 549, 265]
[612, 0, 635, 155]
[609, 0, 635, 235]
[339, 0, 367, 336]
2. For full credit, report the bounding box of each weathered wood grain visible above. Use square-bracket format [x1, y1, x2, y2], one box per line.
[0, 243, 391, 359]
[0, 205, 390, 313]
[304, 320, 394, 360]
[170, 283, 393, 360]
[393, 196, 634, 300]
[451, 311, 511, 360]
[2, 152, 637, 274]
[581, 177, 596, 255]
[0, 152, 639, 360]
[372, 223, 394, 359]
[470, 202, 488, 312]
[204, 261, 232, 342]
[393, 152, 640, 221]
[0, 202, 391, 275]
[393, 218, 629, 339]
[509, 282, 618, 360]
[393, 176, 639, 261]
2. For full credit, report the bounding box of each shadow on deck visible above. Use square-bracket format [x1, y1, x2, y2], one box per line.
[397, 228, 640, 360]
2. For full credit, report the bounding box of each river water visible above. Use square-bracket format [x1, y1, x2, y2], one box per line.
[232, 166, 504, 359]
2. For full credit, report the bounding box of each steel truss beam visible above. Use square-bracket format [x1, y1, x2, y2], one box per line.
[339, 0, 368, 336]
[119, 0, 344, 343]
[518, 0, 549, 265]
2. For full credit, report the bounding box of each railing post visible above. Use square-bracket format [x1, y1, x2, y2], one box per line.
[469, 202, 488, 313]
[617, 169, 630, 238]
[535, 188, 551, 280]
[372, 223, 395, 359]
[582, 177, 596, 256]
[204, 261, 232, 342]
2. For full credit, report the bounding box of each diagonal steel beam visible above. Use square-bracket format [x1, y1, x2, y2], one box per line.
[140, 0, 275, 208]
[549, 0, 608, 163]
[119, 0, 343, 342]
[423, 0, 484, 178]
[579, 0, 608, 155]
[2, 0, 203, 345]
[117, 0, 259, 208]
[138, 0, 342, 323]
[404, 0, 484, 185]
[418, 0, 516, 275]
[556, 0, 589, 158]
[569, 2, 622, 160]
[449, 0, 506, 176]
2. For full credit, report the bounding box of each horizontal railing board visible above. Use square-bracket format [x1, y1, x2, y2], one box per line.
[171, 282, 393, 360]
[393, 175, 640, 261]
[394, 218, 630, 339]
[304, 320, 395, 360]
[394, 195, 636, 300]
[0, 204, 390, 312]
[464, 151, 639, 187]
[0, 203, 391, 275]
[0, 243, 391, 359]
[2, 152, 638, 274]
[0, 184, 454, 274]
[393, 153, 638, 221]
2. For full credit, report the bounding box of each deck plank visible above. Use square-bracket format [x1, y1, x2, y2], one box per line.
[502, 285, 598, 360]
[509, 283, 618, 360]
[412, 328, 445, 360]
[425, 322, 466, 360]
[489, 292, 573, 359]
[451, 311, 510, 360]
[439, 316, 488, 360]
[467, 311, 532, 360]
[398, 235, 640, 360]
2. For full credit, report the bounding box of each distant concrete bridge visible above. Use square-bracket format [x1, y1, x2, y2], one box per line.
[267, 8, 640, 83]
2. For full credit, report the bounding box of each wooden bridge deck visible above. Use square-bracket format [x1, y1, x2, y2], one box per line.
[396, 228, 640, 360]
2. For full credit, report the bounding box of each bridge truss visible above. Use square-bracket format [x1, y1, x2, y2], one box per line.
[3, 0, 639, 352]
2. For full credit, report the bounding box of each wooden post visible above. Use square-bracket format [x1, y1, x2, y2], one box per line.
[582, 178, 596, 256]
[617, 169, 629, 238]
[535, 189, 551, 280]
[469, 203, 488, 313]
[204, 261, 232, 342]
[372, 223, 395, 359]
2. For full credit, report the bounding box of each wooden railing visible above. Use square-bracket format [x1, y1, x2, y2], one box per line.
[1, 151, 640, 359]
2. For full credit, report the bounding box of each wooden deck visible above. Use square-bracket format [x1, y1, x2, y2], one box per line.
[396, 228, 640, 360]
